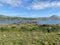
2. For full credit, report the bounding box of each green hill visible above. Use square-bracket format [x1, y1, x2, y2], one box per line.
[0, 15, 60, 20]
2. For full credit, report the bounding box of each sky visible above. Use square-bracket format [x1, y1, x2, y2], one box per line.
[0, 0, 60, 17]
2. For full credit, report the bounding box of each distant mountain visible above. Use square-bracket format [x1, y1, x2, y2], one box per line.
[50, 15, 60, 18]
[0, 15, 60, 20]
[0, 15, 15, 20]
[50, 15, 60, 20]
[0, 15, 7, 17]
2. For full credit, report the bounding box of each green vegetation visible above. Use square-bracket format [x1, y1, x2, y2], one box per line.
[0, 23, 60, 45]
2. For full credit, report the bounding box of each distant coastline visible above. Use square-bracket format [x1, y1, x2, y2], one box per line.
[0, 15, 60, 20]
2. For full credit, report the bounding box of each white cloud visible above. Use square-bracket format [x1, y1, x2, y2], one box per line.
[0, 0, 31, 7]
[26, 1, 60, 10]
[0, 0, 60, 10]
[0, 0, 22, 7]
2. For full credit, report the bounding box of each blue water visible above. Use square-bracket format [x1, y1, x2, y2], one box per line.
[0, 20, 60, 24]
[37, 20, 60, 24]
[0, 20, 21, 24]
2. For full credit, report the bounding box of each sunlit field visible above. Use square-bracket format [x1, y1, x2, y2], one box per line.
[0, 23, 60, 45]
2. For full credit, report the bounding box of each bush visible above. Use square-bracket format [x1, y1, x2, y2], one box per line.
[0, 27, 9, 32]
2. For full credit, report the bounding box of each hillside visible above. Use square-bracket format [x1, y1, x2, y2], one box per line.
[0, 15, 60, 20]
[50, 15, 60, 20]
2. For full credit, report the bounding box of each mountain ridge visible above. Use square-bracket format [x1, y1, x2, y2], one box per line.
[0, 15, 60, 20]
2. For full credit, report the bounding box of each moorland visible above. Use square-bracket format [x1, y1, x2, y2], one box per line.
[0, 22, 60, 45]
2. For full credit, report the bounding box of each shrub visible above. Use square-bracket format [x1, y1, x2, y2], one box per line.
[0, 27, 9, 32]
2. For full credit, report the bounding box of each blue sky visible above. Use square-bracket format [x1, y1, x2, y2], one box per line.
[0, 0, 60, 17]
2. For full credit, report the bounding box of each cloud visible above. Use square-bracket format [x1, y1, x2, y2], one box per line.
[0, 0, 22, 7]
[0, 4, 3, 7]
[0, 0, 31, 7]
[0, 0, 60, 10]
[26, 0, 60, 10]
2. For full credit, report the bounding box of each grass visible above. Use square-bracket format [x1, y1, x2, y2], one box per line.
[0, 22, 60, 45]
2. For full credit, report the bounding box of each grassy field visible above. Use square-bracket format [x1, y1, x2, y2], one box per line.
[0, 23, 60, 45]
